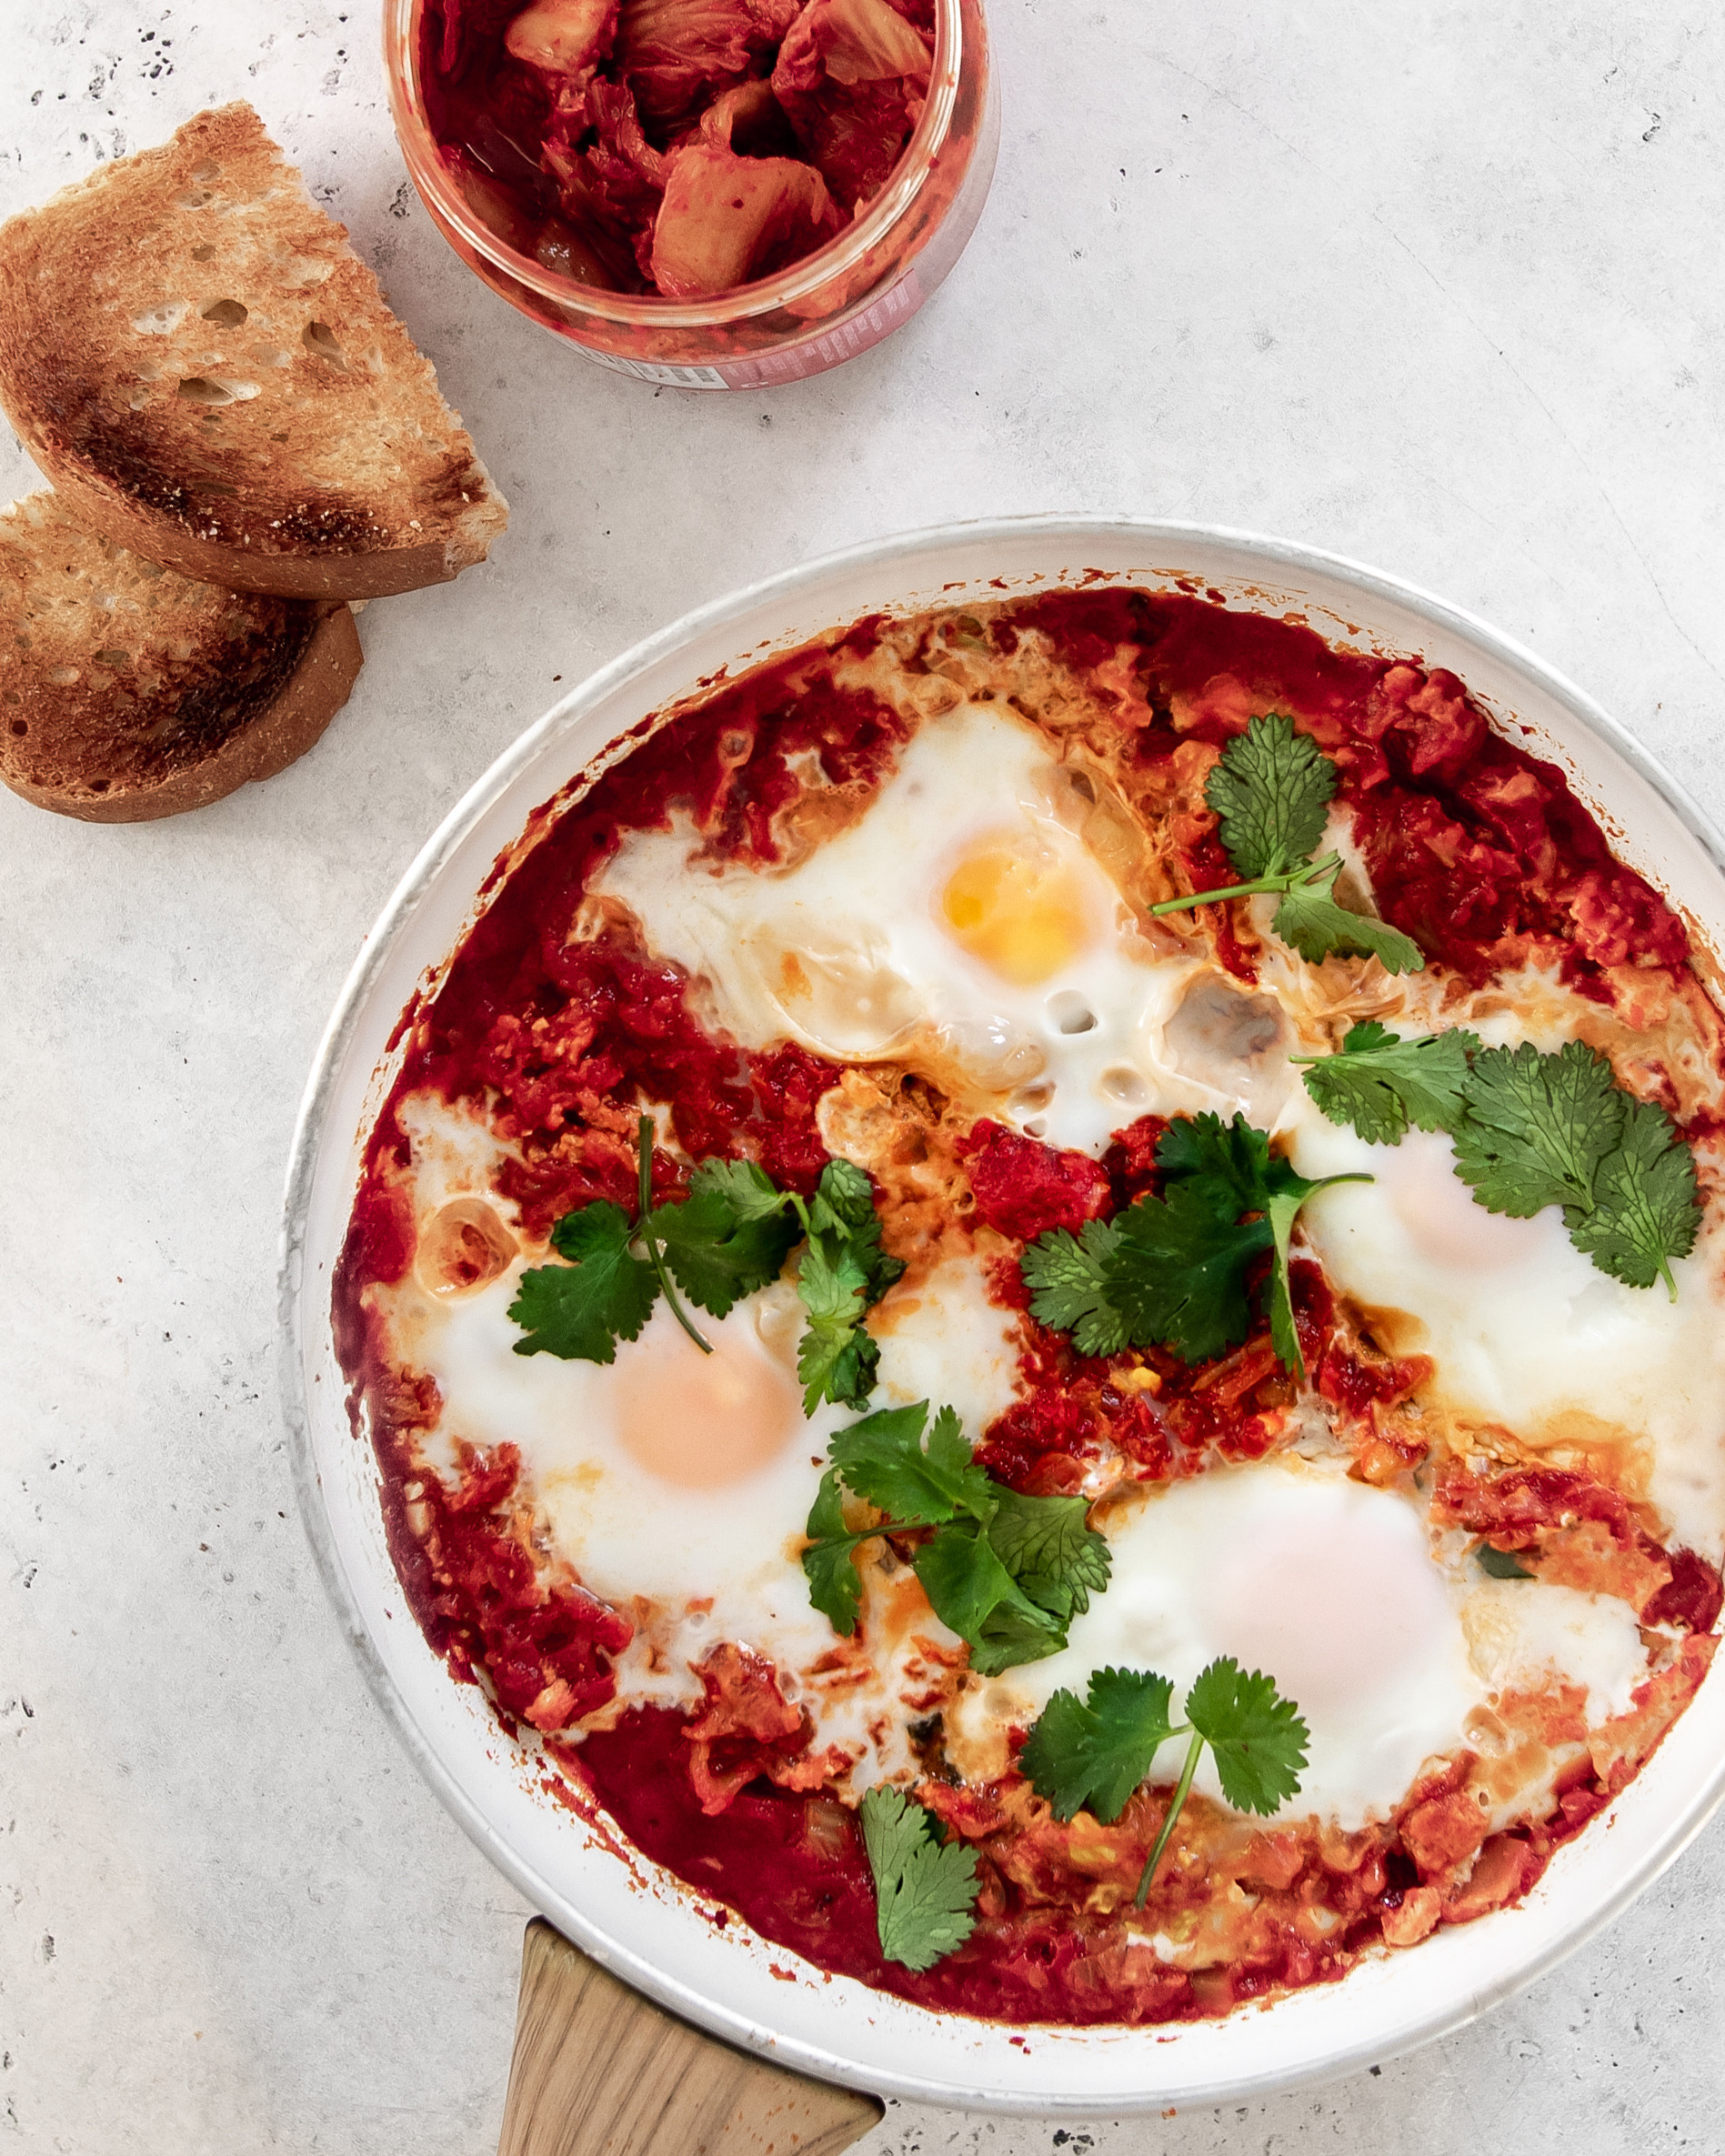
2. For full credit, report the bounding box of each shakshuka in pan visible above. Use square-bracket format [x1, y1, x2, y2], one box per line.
[333, 586, 1725, 2026]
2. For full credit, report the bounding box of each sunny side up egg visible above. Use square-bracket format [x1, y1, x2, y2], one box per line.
[381, 1095, 1026, 1774]
[592, 698, 1296, 1152]
[1288, 1089, 1725, 1563]
[955, 1458, 1648, 1830]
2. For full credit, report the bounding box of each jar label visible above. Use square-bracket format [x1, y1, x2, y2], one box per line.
[579, 352, 731, 388]
[716, 272, 923, 390]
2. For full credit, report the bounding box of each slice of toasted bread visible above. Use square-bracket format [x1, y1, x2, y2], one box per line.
[0, 104, 508, 601]
[0, 489, 363, 821]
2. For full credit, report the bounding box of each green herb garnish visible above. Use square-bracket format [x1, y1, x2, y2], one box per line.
[1455, 1042, 1700, 1292]
[859, 1785, 979, 1970]
[800, 1400, 1110, 1673]
[508, 1123, 904, 1402]
[1299, 1027, 1701, 1298]
[507, 1197, 663, 1364]
[651, 1154, 805, 1319]
[1018, 1657, 1309, 1906]
[1149, 715, 1424, 974]
[1020, 1112, 1369, 1378]
[789, 1157, 907, 1413]
[1295, 1020, 1480, 1145]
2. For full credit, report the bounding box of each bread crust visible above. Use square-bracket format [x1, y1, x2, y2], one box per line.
[0, 103, 508, 600]
[1, 489, 364, 820]
[35, 456, 480, 599]
[3, 603, 361, 822]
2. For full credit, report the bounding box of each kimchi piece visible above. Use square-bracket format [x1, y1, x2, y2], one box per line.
[336, 587, 1725, 2029]
[771, 0, 934, 209]
[420, 0, 933, 294]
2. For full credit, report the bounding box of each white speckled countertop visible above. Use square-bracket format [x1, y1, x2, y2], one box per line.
[4, 2, 1724, 2149]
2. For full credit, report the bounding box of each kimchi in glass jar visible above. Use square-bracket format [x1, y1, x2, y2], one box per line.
[384, 0, 998, 389]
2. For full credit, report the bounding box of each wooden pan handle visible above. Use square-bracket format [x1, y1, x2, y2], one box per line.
[496, 1920, 886, 2156]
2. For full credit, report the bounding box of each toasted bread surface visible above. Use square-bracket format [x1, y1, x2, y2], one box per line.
[0, 104, 508, 600]
[0, 489, 362, 820]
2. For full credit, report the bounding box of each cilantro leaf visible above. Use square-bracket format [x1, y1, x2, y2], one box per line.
[1018, 1668, 1177, 1823]
[648, 1186, 800, 1316]
[794, 1233, 876, 1411]
[1106, 1184, 1274, 1365]
[797, 1282, 878, 1414]
[1019, 1217, 1127, 1357]
[806, 1158, 905, 1300]
[1018, 1655, 1309, 1904]
[1149, 715, 1425, 973]
[1305, 1029, 1700, 1299]
[1204, 713, 1337, 878]
[827, 1402, 996, 1527]
[1021, 1111, 1366, 1379]
[1183, 1657, 1310, 1815]
[510, 1202, 659, 1362]
[913, 1523, 1068, 1676]
[806, 1155, 875, 1231]
[687, 1156, 796, 1222]
[801, 1472, 865, 1634]
[1477, 1541, 1534, 1580]
[1271, 862, 1425, 976]
[986, 1489, 1112, 1626]
[1105, 1118, 1358, 1377]
[1570, 1094, 1700, 1295]
[794, 1210, 873, 1321]
[802, 1403, 1111, 1674]
[791, 1159, 905, 1412]
[806, 1327, 884, 1414]
[1453, 1039, 1624, 1218]
[968, 1597, 1079, 1676]
[1154, 1109, 1275, 1218]
[859, 1786, 978, 1971]
[507, 1137, 915, 1405]
[1299, 1021, 1479, 1143]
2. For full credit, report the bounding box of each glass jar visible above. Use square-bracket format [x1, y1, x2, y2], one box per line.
[383, 0, 998, 391]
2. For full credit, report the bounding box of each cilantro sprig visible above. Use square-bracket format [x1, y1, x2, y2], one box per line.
[1149, 714, 1424, 975]
[507, 1115, 723, 1359]
[1295, 1019, 1479, 1145]
[1020, 1112, 1369, 1379]
[1018, 1657, 1309, 1905]
[789, 1157, 907, 1413]
[508, 1121, 904, 1406]
[1299, 1025, 1701, 1296]
[801, 1400, 1110, 1675]
[859, 1785, 979, 1970]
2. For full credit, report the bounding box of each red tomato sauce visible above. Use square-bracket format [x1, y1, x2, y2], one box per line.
[334, 588, 1720, 2026]
[997, 587, 1690, 992]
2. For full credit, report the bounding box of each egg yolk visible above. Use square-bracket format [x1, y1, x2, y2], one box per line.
[1202, 1497, 1450, 1720]
[1386, 1129, 1559, 1272]
[612, 1328, 800, 1489]
[940, 837, 1096, 986]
